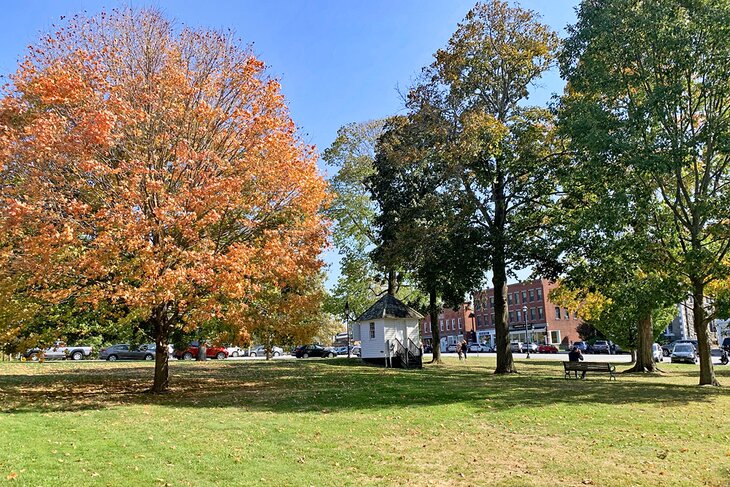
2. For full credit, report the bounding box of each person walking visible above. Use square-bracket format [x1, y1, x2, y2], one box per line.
[461, 339, 468, 361]
[457, 341, 463, 360]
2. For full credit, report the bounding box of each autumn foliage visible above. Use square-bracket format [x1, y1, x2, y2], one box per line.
[0, 9, 328, 390]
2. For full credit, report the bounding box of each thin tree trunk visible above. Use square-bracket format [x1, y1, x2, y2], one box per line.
[386, 269, 397, 296]
[428, 287, 442, 364]
[624, 313, 657, 373]
[151, 309, 170, 393]
[691, 280, 719, 386]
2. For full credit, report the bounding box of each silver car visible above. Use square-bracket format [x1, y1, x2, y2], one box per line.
[249, 346, 283, 357]
[671, 343, 697, 364]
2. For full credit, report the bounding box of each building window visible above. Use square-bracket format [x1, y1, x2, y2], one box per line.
[452, 319, 456, 329]
[369, 322, 376, 339]
[489, 297, 494, 308]
[537, 288, 543, 301]
[530, 308, 536, 320]
[477, 315, 483, 327]
[508, 294, 512, 305]
[440, 321, 444, 332]
[509, 311, 514, 322]
[446, 320, 450, 331]
[555, 307, 561, 320]
[529, 289, 535, 302]
[516, 310, 522, 323]
[522, 291, 527, 303]
[538, 307, 544, 319]
[564, 308, 569, 320]
[475, 300, 481, 311]
[551, 330, 561, 344]
[514, 292, 519, 304]
[491, 313, 495, 325]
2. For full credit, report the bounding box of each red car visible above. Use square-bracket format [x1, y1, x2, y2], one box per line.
[538, 344, 559, 353]
[174, 342, 228, 360]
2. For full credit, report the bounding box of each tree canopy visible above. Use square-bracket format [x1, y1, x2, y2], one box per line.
[0, 8, 328, 390]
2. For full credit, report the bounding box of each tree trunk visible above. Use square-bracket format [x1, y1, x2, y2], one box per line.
[386, 269, 397, 296]
[197, 340, 207, 361]
[493, 261, 515, 374]
[492, 164, 515, 374]
[691, 280, 719, 386]
[151, 311, 170, 393]
[624, 313, 657, 373]
[428, 287, 442, 364]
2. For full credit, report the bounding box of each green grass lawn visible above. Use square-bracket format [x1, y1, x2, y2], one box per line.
[1, 358, 729, 486]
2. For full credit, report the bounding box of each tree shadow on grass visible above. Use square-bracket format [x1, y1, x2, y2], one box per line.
[1, 359, 728, 414]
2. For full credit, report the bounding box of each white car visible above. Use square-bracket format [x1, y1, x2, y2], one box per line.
[25, 343, 93, 361]
[226, 346, 245, 358]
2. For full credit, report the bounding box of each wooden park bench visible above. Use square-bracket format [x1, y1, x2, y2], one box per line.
[563, 361, 616, 380]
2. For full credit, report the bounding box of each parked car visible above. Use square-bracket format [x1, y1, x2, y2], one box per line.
[351, 346, 361, 357]
[522, 342, 539, 353]
[446, 344, 458, 353]
[538, 344, 559, 353]
[294, 344, 337, 358]
[652, 343, 664, 363]
[468, 343, 483, 353]
[423, 344, 433, 354]
[174, 342, 228, 360]
[721, 337, 730, 352]
[334, 346, 349, 355]
[662, 340, 698, 357]
[572, 341, 589, 353]
[24, 342, 93, 361]
[249, 346, 283, 357]
[509, 341, 523, 353]
[671, 343, 698, 364]
[480, 343, 494, 353]
[99, 343, 156, 361]
[592, 340, 612, 354]
[225, 346, 246, 358]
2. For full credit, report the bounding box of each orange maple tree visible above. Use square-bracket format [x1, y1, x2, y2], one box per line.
[0, 9, 329, 391]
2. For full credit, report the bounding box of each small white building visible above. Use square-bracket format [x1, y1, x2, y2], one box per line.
[352, 294, 424, 368]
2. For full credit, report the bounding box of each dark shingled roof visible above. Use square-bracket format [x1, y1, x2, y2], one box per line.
[354, 294, 424, 322]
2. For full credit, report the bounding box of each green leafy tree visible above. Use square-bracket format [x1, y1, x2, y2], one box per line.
[323, 120, 386, 317]
[549, 139, 682, 372]
[410, 1, 561, 373]
[560, 0, 730, 385]
[323, 120, 424, 322]
[368, 116, 485, 363]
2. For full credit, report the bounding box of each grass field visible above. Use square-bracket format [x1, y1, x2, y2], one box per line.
[1, 357, 729, 486]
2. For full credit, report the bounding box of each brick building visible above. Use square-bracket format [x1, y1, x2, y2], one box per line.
[421, 302, 475, 352]
[422, 279, 583, 351]
[471, 279, 582, 349]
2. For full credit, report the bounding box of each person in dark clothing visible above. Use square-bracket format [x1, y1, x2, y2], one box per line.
[568, 346, 585, 378]
[461, 340, 468, 361]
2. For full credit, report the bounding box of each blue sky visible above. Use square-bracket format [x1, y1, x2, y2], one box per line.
[0, 0, 578, 288]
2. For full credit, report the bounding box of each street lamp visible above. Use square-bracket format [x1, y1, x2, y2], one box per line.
[522, 305, 530, 359]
